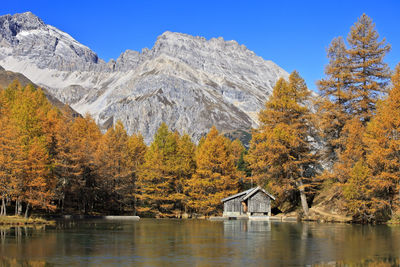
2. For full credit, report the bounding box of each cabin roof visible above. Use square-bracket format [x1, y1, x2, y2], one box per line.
[243, 186, 276, 201]
[221, 187, 256, 202]
[221, 186, 275, 202]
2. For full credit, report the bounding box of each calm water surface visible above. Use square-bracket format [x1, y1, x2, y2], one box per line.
[0, 219, 399, 266]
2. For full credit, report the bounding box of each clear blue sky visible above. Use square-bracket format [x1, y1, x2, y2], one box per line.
[2, 0, 400, 91]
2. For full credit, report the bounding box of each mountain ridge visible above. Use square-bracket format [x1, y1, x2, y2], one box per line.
[0, 11, 289, 143]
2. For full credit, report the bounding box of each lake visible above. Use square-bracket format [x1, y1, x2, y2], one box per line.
[0, 219, 399, 266]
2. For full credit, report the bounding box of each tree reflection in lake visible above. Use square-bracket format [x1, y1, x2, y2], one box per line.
[0, 219, 399, 266]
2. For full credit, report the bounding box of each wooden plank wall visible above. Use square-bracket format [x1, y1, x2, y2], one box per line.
[248, 191, 270, 213]
[224, 198, 242, 213]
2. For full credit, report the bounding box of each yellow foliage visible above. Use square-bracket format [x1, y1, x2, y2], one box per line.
[247, 71, 316, 213]
[137, 123, 196, 217]
[186, 126, 239, 216]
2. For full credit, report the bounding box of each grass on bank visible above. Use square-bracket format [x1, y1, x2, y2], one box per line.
[0, 216, 55, 226]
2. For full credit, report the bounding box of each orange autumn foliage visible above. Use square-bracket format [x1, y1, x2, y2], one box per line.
[362, 64, 400, 220]
[247, 71, 316, 214]
[186, 126, 239, 216]
[136, 123, 196, 217]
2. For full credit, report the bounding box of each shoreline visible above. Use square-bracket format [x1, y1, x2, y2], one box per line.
[49, 215, 140, 221]
[2, 214, 396, 225]
[0, 216, 55, 226]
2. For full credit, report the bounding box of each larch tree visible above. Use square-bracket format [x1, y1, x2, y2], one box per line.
[230, 139, 248, 189]
[137, 128, 195, 217]
[53, 116, 78, 212]
[347, 13, 391, 125]
[5, 83, 57, 216]
[55, 115, 101, 214]
[334, 117, 365, 184]
[71, 115, 102, 214]
[136, 123, 180, 217]
[23, 136, 54, 217]
[0, 89, 19, 216]
[364, 64, 400, 220]
[126, 133, 147, 214]
[95, 121, 131, 213]
[94, 121, 147, 214]
[343, 159, 375, 223]
[231, 139, 246, 167]
[247, 71, 316, 215]
[314, 14, 391, 220]
[174, 133, 196, 214]
[186, 126, 239, 216]
[316, 37, 352, 165]
[1, 81, 25, 215]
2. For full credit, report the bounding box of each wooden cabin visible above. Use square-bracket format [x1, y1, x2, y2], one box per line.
[221, 186, 275, 217]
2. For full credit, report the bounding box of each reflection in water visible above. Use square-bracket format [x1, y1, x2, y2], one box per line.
[224, 220, 272, 234]
[314, 258, 400, 267]
[0, 219, 399, 266]
[0, 257, 49, 267]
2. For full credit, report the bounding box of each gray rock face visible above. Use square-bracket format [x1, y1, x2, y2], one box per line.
[0, 12, 100, 71]
[0, 12, 290, 143]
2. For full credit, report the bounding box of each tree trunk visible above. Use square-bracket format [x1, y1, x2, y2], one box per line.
[61, 194, 65, 214]
[1, 198, 5, 216]
[15, 200, 22, 216]
[18, 200, 22, 215]
[297, 179, 309, 216]
[24, 203, 29, 218]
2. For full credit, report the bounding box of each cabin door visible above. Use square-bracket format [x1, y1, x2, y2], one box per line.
[241, 201, 248, 214]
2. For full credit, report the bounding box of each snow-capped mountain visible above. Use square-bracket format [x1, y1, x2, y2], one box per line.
[0, 11, 289, 143]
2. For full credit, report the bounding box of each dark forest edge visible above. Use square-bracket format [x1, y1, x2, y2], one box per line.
[1, 14, 400, 224]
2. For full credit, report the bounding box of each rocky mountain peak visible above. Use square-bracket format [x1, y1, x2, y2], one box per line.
[0, 12, 100, 71]
[0, 12, 290, 144]
[11, 12, 45, 29]
[0, 12, 41, 46]
[1, 12, 45, 32]
[156, 31, 206, 44]
[153, 31, 243, 56]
